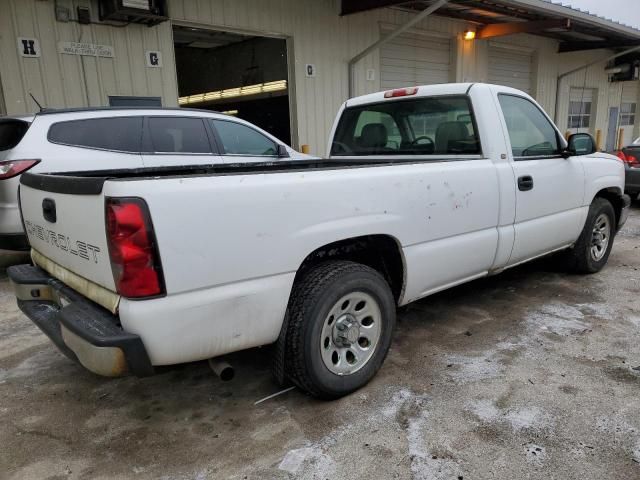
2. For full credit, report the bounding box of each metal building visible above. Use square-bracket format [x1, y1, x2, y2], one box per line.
[1, 0, 639, 154]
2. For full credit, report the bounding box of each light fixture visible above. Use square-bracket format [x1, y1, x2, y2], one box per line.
[222, 109, 239, 115]
[464, 30, 476, 41]
[178, 80, 288, 106]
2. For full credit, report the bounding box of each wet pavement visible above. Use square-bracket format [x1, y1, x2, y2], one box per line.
[1, 205, 639, 480]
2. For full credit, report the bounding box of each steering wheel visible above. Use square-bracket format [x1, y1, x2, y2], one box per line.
[331, 141, 353, 154]
[411, 136, 434, 147]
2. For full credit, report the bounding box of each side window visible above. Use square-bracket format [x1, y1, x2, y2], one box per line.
[331, 96, 480, 156]
[148, 117, 211, 154]
[498, 95, 560, 158]
[48, 117, 143, 153]
[211, 120, 277, 156]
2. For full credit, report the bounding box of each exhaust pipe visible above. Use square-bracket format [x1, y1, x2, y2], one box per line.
[208, 358, 234, 381]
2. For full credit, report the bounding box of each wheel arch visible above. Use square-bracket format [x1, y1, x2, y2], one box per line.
[593, 187, 624, 229]
[294, 234, 406, 305]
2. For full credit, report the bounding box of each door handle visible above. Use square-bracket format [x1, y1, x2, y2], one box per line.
[42, 198, 56, 223]
[518, 175, 534, 192]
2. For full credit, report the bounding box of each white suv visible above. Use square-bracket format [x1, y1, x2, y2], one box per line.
[0, 108, 310, 252]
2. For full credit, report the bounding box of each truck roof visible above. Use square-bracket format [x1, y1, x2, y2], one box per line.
[345, 82, 479, 108]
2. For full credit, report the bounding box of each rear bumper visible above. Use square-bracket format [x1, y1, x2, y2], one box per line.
[0, 233, 29, 252]
[8, 264, 153, 377]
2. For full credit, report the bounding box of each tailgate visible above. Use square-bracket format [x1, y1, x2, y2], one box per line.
[19, 173, 116, 294]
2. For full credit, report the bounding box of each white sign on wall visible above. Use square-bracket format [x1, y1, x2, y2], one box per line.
[58, 41, 114, 58]
[305, 64, 316, 77]
[146, 51, 162, 68]
[17, 37, 41, 58]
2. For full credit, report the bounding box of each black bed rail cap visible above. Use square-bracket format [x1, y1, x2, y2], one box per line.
[20, 172, 109, 195]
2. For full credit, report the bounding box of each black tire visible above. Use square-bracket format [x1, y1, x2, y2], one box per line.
[564, 197, 616, 274]
[284, 261, 396, 399]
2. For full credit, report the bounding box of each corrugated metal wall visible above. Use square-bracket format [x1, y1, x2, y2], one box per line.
[1, 0, 639, 153]
[0, 0, 177, 114]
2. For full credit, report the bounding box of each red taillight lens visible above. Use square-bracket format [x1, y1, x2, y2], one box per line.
[384, 87, 419, 98]
[617, 151, 639, 166]
[106, 197, 164, 298]
[0, 159, 40, 179]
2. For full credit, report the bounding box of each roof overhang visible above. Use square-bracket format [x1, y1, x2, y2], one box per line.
[340, 0, 640, 53]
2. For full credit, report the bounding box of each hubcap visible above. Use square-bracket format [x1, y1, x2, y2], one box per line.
[320, 292, 382, 376]
[590, 213, 611, 262]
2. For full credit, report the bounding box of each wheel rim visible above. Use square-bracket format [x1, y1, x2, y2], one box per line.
[590, 213, 611, 262]
[320, 291, 382, 376]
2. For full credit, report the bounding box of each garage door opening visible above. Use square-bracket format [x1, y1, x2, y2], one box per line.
[174, 26, 292, 145]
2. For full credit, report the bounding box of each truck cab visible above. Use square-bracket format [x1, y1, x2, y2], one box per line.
[328, 83, 628, 279]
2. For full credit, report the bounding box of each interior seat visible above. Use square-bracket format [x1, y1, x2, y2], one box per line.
[360, 123, 388, 149]
[435, 121, 469, 154]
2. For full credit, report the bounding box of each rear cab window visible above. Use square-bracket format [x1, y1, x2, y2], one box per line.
[331, 96, 481, 157]
[48, 117, 143, 153]
[0, 119, 31, 152]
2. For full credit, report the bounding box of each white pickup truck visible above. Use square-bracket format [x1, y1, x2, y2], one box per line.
[9, 83, 630, 399]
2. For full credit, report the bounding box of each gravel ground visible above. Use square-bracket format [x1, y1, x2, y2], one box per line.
[1, 206, 639, 480]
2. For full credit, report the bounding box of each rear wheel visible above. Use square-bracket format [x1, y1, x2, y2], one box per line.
[284, 261, 395, 399]
[564, 197, 616, 274]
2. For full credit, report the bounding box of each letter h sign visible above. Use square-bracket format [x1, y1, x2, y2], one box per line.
[18, 37, 41, 58]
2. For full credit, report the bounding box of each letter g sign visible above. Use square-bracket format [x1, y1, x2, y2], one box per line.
[146, 50, 162, 68]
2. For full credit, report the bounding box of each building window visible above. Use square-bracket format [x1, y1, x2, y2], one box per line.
[568, 100, 592, 128]
[620, 103, 636, 126]
[568, 88, 595, 130]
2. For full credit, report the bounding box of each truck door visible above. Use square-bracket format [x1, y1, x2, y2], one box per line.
[496, 93, 585, 266]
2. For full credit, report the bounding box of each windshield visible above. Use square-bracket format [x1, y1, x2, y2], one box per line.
[633, 137, 640, 146]
[331, 96, 480, 156]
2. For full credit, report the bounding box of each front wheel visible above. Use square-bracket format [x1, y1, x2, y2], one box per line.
[564, 197, 616, 274]
[284, 261, 396, 399]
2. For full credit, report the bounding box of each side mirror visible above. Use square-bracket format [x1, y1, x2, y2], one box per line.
[565, 133, 596, 157]
[277, 144, 290, 158]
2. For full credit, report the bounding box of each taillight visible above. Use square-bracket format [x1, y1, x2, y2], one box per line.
[0, 159, 40, 179]
[617, 151, 639, 166]
[384, 87, 419, 98]
[106, 197, 164, 298]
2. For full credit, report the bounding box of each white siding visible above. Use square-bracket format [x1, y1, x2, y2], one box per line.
[0, 0, 177, 114]
[488, 43, 533, 94]
[619, 81, 639, 146]
[380, 28, 452, 89]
